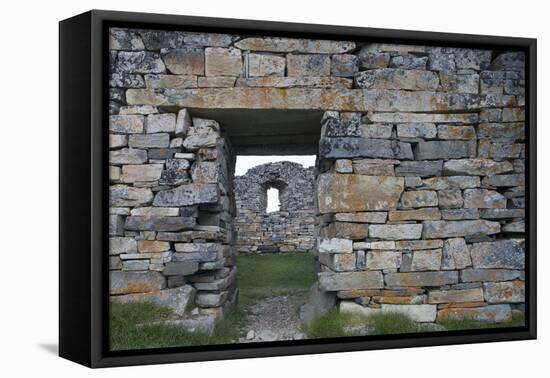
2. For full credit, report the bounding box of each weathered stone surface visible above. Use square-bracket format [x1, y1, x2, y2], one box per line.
[162, 47, 204, 75]
[287, 54, 330, 76]
[128, 133, 170, 148]
[483, 281, 524, 303]
[110, 28, 145, 50]
[437, 189, 463, 209]
[396, 123, 437, 138]
[183, 32, 238, 47]
[137, 240, 170, 253]
[422, 176, 480, 190]
[331, 54, 359, 77]
[437, 304, 512, 323]
[366, 251, 402, 270]
[114, 285, 195, 316]
[353, 159, 397, 175]
[423, 220, 500, 238]
[429, 288, 484, 304]
[110, 271, 166, 294]
[205, 47, 242, 76]
[318, 271, 384, 291]
[408, 249, 442, 271]
[120, 164, 163, 183]
[437, 125, 476, 140]
[355, 69, 439, 91]
[130, 207, 179, 217]
[116, 51, 165, 74]
[390, 55, 428, 69]
[109, 148, 147, 164]
[340, 301, 437, 322]
[368, 224, 423, 240]
[395, 240, 444, 250]
[439, 72, 479, 94]
[441, 238, 471, 270]
[109, 115, 144, 134]
[385, 271, 459, 287]
[400, 190, 438, 208]
[110, 185, 153, 206]
[359, 123, 393, 138]
[125, 216, 196, 231]
[357, 49, 390, 69]
[478, 123, 524, 140]
[441, 208, 480, 220]
[389, 208, 441, 221]
[395, 161, 443, 177]
[118, 105, 158, 115]
[319, 253, 356, 272]
[191, 161, 221, 184]
[464, 189, 507, 208]
[354, 241, 396, 250]
[236, 76, 352, 89]
[198, 76, 237, 87]
[414, 141, 476, 160]
[144, 113, 176, 134]
[182, 124, 220, 150]
[461, 269, 521, 282]
[502, 108, 525, 122]
[175, 108, 192, 136]
[368, 112, 479, 124]
[490, 52, 525, 71]
[109, 134, 128, 149]
[235, 37, 355, 53]
[443, 159, 513, 176]
[317, 174, 404, 213]
[109, 72, 145, 88]
[153, 183, 219, 206]
[470, 240, 524, 269]
[334, 159, 353, 173]
[144, 74, 197, 89]
[482, 174, 525, 187]
[317, 237, 353, 253]
[196, 292, 229, 308]
[247, 53, 285, 77]
[159, 159, 190, 186]
[321, 222, 369, 239]
[319, 138, 413, 159]
[163, 261, 199, 276]
[334, 212, 388, 223]
[138, 30, 185, 50]
[110, 237, 138, 255]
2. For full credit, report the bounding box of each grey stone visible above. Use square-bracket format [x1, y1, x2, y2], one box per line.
[483, 281, 524, 303]
[334, 212, 388, 223]
[399, 190, 438, 208]
[437, 189, 464, 209]
[396, 123, 437, 138]
[175, 108, 192, 136]
[116, 285, 195, 316]
[116, 51, 165, 74]
[441, 238, 471, 270]
[109, 148, 147, 164]
[422, 176, 480, 190]
[120, 164, 163, 183]
[366, 251, 402, 270]
[128, 133, 170, 148]
[454, 49, 492, 70]
[490, 52, 525, 71]
[368, 224, 423, 240]
[317, 237, 353, 253]
[110, 271, 166, 295]
[355, 69, 439, 91]
[423, 220, 500, 238]
[443, 159, 513, 176]
[110, 185, 153, 206]
[410, 249, 442, 271]
[191, 161, 221, 184]
[482, 174, 525, 187]
[319, 137, 413, 159]
[148, 148, 180, 160]
[287, 54, 330, 76]
[414, 141, 476, 160]
[109, 237, 138, 255]
[357, 49, 390, 69]
[205, 47, 243, 76]
[331, 54, 359, 77]
[428, 53, 456, 71]
[109, 72, 145, 88]
[130, 207, 180, 216]
[109, 134, 128, 148]
[110, 28, 145, 50]
[318, 271, 384, 291]
[146, 113, 176, 133]
[235, 37, 355, 53]
[464, 189, 507, 208]
[183, 124, 220, 151]
[196, 292, 229, 307]
[441, 208, 480, 220]
[153, 183, 219, 206]
[385, 271, 459, 287]
[389, 55, 428, 69]
[183, 32, 238, 47]
[439, 72, 479, 94]
[160, 159, 190, 186]
[437, 125, 476, 140]
[163, 261, 199, 276]
[300, 283, 337, 325]
[353, 159, 397, 175]
[109, 115, 144, 134]
[428, 288, 484, 304]
[437, 304, 512, 323]
[359, 123, 393, 138]
[470, 240, 524, 269]
[478, 123, 524, 140]
[247, 53, 286, 77]
[122, 260, 149, 271]
[144, 74, 197, 89]
[125, 216, 195, 231]
[162, 47, 205, 75]
[139, 30, 186, 50]
[395, 161, 443, 177]
[460, 269, 521, 282]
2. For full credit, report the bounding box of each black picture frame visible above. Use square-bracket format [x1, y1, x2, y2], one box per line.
[59, 9, 537, 368]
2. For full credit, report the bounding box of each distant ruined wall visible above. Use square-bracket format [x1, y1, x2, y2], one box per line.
[108, 26, 525, 328]
[234, 162, 315, 253]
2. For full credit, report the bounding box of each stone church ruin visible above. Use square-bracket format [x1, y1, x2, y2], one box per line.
[108, 26, 526, 333]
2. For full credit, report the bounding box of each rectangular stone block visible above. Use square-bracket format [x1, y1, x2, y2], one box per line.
[109, 237, 137, 255]
[110, 148, 148, 165]
[478, 122, 524, 140]
[205, 47, 242, 76]
[441, 208, 480, 220]
[137, 240, 170, 253]
[120, 164, 163, 183]
[319, 253, 356, 272]
[114, 285, 195, 316]
[460, 269, 522, 283]
[163, 261, 199, 276]
[470, 240, 524, 269]
[144, 74, 198, 89]
[318, 271, 384, 291]
[334, 212, 388, 223]
[414, 141, 476, 160]
[396, 123, 437, 138]
[410, 249, 443, 271]
[287, 54, 331, 76]
[355, 69, 439, 91]
[443, 159, 513, 176]
[317, 237, 353, 253]
[130, 207, 180, 217]
[128, 133, 170, 148]
[110, 271, 166, 295]
[145, 113, 176, 133]
[437, 125, 476, 140]
[354, 241, 396, 250]
[399, 190, 438, 208]
[109, 115, 144, 134]
[352, 159, 398, 176]
[483, 281, 525, 303]
[235, 37, 355, 53]
[110, 185, 153, 207]
[317, 174, 404, 213]
[366, 251, 402, 270]
[395, 161, 443, 177]
[385, 271, 459, 287]
[441, 238, 471, 270]
[319, 138, 413, 159]
[464, 189, 507, 208]
[368, 224, 423, 240]
[437, 304, 512, 323]
[162, 47, 204, 75]
[428, 288, 484, 304]
[124, 216, 196, 232]
[321, 222, 369, 240]
[247, 53, 285, 77]
[422, 220, 500, 238]
[368, 112, 479, 124]
[422, 176, 480, 190]
[153, 183, 219, 207]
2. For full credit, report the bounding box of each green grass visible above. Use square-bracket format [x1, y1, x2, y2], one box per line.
[306, 309, 525, 339]
[110, 252, 315, 350]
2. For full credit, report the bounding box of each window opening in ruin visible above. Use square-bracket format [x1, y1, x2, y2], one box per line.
[266, 187, 280, 213]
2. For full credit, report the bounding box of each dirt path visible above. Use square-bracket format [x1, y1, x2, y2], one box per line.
[239, 290, 309, 342]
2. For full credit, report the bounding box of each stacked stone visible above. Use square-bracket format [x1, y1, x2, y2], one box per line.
[316, 45, 525, 323]
[109, 102, 238, 330]
[234, 162, 315, 253]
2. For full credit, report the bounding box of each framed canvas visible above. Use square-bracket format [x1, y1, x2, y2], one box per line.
[59, 9, 537, 368]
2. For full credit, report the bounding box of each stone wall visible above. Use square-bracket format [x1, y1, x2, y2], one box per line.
[234, 162, 315, 253]
[109, 26, 525, 327]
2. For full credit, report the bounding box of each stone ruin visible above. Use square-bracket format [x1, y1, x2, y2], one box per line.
[234, 162, 315, 253]
[108, 26, 526, 332]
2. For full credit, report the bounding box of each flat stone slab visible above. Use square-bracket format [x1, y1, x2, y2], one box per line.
[113, 285, 196, 316]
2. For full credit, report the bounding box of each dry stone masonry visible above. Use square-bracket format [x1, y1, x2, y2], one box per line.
[234, 162, 315, 253]
[109, 26, 526, 330]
